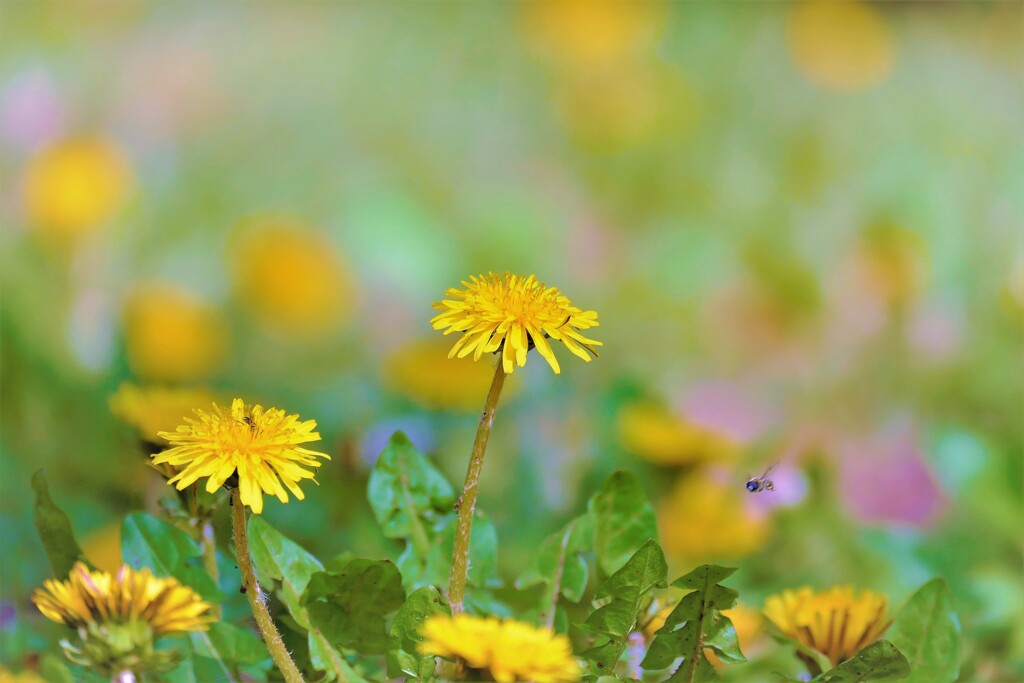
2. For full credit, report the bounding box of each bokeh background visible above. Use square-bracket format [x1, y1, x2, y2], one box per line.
[1, 1, 1021, 680]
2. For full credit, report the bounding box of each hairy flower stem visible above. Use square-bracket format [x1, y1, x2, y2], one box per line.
[232, 490, 305, 683]
[448, 361, 507, 615]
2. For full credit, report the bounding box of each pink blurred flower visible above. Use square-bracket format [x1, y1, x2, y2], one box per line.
[838, 420, 946, 528]
[907, 301, 964, 362]
[679, 380, 776, 444]
[1, 68, 65, 150]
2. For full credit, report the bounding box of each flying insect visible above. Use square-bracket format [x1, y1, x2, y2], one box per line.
[746, 462, 777, 493]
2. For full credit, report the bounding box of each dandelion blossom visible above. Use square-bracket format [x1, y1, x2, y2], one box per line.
[431, 272, 601, 375]
[33, 562, 213, 635]
[418, 614, 580, 683]
[109, 382, 216, 446]
[764, 586, 891, 665]
[154, 398, 330, 514]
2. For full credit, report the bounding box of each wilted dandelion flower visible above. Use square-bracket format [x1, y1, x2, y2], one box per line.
[764, 586, 891, 666]
[33, 563, 212, 674]
[431, 272, 601, 375]
[110, 382, 216, 446]
[154, 398, 330, 514]
[418, 614, 580, 683]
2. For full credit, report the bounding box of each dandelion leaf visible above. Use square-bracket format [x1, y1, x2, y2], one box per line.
[387, 585, 450, 680]
[887, 579, 961, 683]
[588, 470, 658, 576]
[32, 470, 88, 578]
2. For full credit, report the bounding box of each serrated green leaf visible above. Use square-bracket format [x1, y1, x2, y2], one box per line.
[578, 540, 668, 675]
[368, 432, 454, 543]
[301, 558, 405, 655]
[190, 622, 270, 666]
[32, 470, 88, 578]
[515, 515, 590, 603]
[387, 586, 450, 680]
[642, 564, 742, 682]
[887, 579, 960, 683]
[121, 512, 222, 601]
[588, 471, 658, 576]
[246, 516, 368, 682]
[813, 640, 910, 682]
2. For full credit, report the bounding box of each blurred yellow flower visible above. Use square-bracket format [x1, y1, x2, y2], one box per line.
[22, 136, 132, 239]
[154, 398, 330, 514]
[787, 0, 895, 93]
[658, 474, 771, 562]
[618, 401, 738, 466]
[0, 669, 45, 683]
[418, 614, 580, 683]
[764, 586, 891, 665]
[521, 0, 666, 69]
[383, 337, 503, 411]
[110, 382, 216, 445]
[123, 284, 226, 383]
[230, 217, 354, 339]
[33, 562, 213, 634]
[432, 272, 601, 375]
[81, 522, 123, 575]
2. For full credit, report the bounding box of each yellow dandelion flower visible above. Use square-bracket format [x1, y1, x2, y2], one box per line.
[123, 284, 226, 383]
[787, 0, 895, 93]
[764, 586, 891, 666]
[153, 398, 330, 514]
[0, 668, 46, 683]
[658, 474, 771, 562]
[431, 273, 601, 375]
[22, 136, 132, 239]
[229, 216, 355, 339]
[418, 614, 580, 683]
[618, 402, 738, 466]
[81, 521, 123, 575]
[110, 382, 217, 445]
[32, 562, 213, 635]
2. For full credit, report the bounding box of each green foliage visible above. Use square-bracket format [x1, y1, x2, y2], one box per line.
[387, 585, 450, 681]
[811, 641, 910, 682]
[367, 432, 455, 544]
[189, 623, 269, 666]
[516, 515, 591, 604]
[577, 539, 668, 677]
[121, 513, 221, 601]
[642, 565, 744, 682]
[31, 470, 88, 577]
[588, 470, 658, 576]
[887, 579, 961, 683]
[301, 558, 405, 655]
[247, 516, 367, 682]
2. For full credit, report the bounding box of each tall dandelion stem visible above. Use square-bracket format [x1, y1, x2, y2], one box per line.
[448, 361, 507, 615]
[232, 489, 305, 683]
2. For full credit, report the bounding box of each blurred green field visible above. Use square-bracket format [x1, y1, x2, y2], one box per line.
[1, 1, 1021, 681]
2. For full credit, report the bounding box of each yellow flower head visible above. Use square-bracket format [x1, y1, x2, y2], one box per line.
[0, 668, 46, 683]
[618, 401, 738, 466]
[123, 284, 226, 383]
[22, 136, 132, 239]
[431, 273, 601, 375]
[418, 614, 580, 683]
[764, 586, 891, 665]
[110, 383, 217, 445]
[32, 562, 213, 635]
[229, 216, 355, 339]
[153, 398, 330, 514]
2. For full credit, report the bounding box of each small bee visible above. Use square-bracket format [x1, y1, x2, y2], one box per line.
[745, 462, 777, 493]
[237, 415, 260, 436]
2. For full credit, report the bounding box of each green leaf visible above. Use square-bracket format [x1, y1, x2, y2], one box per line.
[39, 654, 75, 683]
[516, 515, 591, 603]
[32, 470, 88, 577]
[246, 516, 368, 683]
[121, 512, 222, 601]
[387, 586, 450, 680]
[247, 515, 324, 630]
[642, 564, 742, 682]
[814, 640, 910, 682]
[588, 470, 658, 576]
[577, 539, 668, 676]
[368, 432, 454, 545]
[404, 510, 501, 591]
[190, 622, 270, 666]
[301, 558, 406, 655]
[887, 579, 961, 683]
